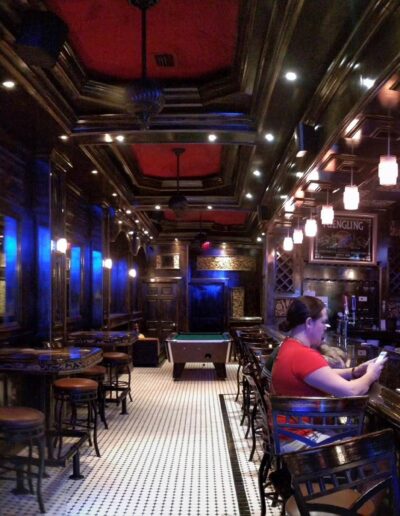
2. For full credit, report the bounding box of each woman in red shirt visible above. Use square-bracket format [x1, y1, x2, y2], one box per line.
[272, 296, 385, 397]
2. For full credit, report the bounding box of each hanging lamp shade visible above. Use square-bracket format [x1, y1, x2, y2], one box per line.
[127, 0, 164, 128]
[378, 155, 398, 186]
[283, 235, 293, 252]
[304, 218, 317, 237]
[343, 185, 359, 210]
[293, 228, 303, 244]
[321, 204, 334, 225]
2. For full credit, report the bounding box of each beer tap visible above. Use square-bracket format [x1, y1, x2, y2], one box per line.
[342, 295, 349, 348]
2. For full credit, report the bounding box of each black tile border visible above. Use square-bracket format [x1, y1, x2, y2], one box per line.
[219, 394, 252, 516]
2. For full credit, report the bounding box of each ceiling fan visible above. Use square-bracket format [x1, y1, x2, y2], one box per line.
[168, 148, 188, 217]
[127, 0, 165, 128]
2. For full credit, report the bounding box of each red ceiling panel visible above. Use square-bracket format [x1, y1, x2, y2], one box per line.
[164, 210, 248, 225]
[132, 144, 222, 178]
[46, 0, 240, 80]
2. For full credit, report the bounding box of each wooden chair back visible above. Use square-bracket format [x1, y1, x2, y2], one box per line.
[270, 395, 368, 455]
[285, 428, 400, 516]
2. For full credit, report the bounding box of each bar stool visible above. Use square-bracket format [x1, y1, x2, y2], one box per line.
[53, 378, 100, 458]
[0, 406, 45, 513]
[102, 352, 132, 415]
[78, 365, 108, 429]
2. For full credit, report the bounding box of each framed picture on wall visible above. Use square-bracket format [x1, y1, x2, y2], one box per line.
[309, 212, 377, 265]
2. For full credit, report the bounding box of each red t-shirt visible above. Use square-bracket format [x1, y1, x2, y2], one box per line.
[271, 338, 329, 396]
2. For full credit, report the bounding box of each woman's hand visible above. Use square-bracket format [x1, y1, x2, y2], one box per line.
[365, 359, 386, 382]
[352, 358, 380, 379]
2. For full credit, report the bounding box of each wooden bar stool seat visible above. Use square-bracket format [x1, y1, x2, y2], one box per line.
[53, 377, 100, 459]
[0, 406, 45, 513]
[102, 352, 132, 415]
[78, 365, 108, 429]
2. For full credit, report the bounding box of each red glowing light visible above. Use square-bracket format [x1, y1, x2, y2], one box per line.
[201, 241, 212, 250]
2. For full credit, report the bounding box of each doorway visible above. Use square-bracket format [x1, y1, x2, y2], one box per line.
[189, 280, 227, 332]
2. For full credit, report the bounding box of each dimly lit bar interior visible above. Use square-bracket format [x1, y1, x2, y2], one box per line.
[0, 1, 400, 514]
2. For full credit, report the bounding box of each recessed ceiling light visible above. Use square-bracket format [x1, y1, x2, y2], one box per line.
[295, 171, 303, 178]
[207, 205, 213, 210]
[116, 135, 125, 142]
[174, 238, 179, 242]
[135, 219, 139, 223]
[257, 237, 262, 242]
[280, 194, 287, 200]
[91, 169, 98, 175]
[104, 133, 113, 142]
[60, 135, 68, 141]
[155, 205, 161, 210]
[261, 232, 265, 236]
[2, 80, 15, 89]
[128, 231, 134, 235]
[296, 150, 307, 158]
[149, 236, 153, 240]
[144, 230, 149, 235]
[285, 71, 297, 81]
[265, 133, 274, 142]
[246, 192, 253, 199]
[118, 220, 122, 224]
[208, 134, 217, 142]
[253, 169, 261, 177]
[126, 209, 132, 214]
[112, 192, 117, 197]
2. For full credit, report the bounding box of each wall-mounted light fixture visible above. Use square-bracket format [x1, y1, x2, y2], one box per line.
[128, 268, 137, 278]
[103, 258, 113, 269]
[55, 238, 68, 253]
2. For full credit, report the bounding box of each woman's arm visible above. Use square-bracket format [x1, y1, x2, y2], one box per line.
[305, 360, 385, 396]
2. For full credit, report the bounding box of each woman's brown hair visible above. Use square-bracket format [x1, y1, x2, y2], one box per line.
[279, 295, 325, 332]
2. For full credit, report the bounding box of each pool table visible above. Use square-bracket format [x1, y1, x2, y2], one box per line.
[166, 332, 232, 379]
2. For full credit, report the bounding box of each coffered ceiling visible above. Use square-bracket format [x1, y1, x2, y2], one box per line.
[1, 0, 400, 243]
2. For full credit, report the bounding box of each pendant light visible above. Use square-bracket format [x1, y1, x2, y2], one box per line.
[283, 229, 293, 252]
[320, 190, 334, 225]
[127, 0, 164, 128]
[168, 148, 188, 217]
[343, 161, 359, 210]
[293, 217, 303, 244]
[378, 115, 398, 185]
[305, 210, 317, 237]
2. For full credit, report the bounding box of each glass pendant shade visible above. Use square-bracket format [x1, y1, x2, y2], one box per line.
[283, 235, 294, 251]
[378, 155, 398, 185]
[343, 185, 359, 210]
[320, 204, 334, 225]
[293, 228, 303, 244]
[305, 218, 317, 237]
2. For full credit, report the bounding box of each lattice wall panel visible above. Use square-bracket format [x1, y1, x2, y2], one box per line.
[389, 245, 400, 297]
[275, 250, 294, 293]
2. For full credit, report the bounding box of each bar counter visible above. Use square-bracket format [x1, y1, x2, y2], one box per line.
[0, 346, 103, 375]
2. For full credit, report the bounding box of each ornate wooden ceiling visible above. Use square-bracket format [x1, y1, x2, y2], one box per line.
[1, 0, 400, 242]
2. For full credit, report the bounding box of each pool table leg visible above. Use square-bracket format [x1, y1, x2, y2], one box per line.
[213, 363, 227, 379]
[173, 363, 186, 379]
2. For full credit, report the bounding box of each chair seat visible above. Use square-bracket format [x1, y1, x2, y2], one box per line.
[103, 352, 130, 363]
[54, 377, 98, 392]
[81, 365, 107, 377]
[286, 487, 376, 516]
[0, 407, 45, 428]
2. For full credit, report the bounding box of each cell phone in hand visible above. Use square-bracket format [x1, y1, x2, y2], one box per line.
[375, 351, 388, 364]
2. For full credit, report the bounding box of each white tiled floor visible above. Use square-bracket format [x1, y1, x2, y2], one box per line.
[0, 362, 279, 515]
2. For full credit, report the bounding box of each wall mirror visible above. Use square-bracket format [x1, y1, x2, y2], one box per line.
[66, 245, 83, 319]
[156, 254, 180, 269]
[0, 215, 19, 324]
